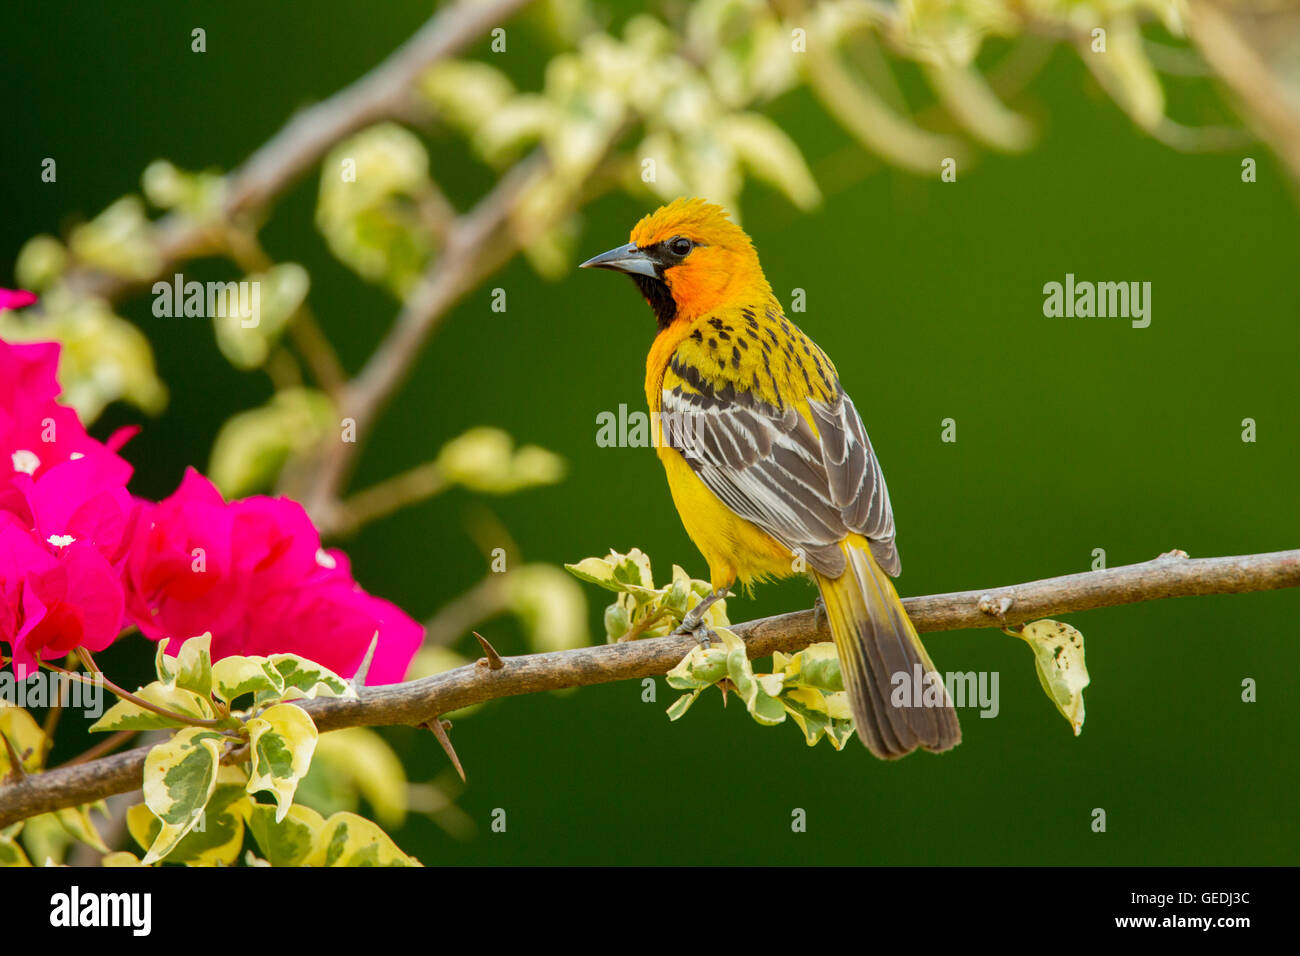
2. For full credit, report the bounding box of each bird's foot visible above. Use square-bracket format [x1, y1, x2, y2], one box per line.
[672, 619, 717, 649]
[812, 593, 827, 627]
[672, 586, 730, 649]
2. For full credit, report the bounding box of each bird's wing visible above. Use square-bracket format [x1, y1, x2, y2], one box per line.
[662, 357, 899, 577]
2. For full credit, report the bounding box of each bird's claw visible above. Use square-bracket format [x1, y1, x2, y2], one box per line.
[672, 617, 715, 649]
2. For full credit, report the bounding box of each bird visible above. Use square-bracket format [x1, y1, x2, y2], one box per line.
[580, 197, 960, 759]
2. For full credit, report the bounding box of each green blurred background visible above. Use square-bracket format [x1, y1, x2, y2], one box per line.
[4, 1, 1297, 865]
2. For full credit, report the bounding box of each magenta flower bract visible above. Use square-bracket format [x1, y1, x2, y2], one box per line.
[1, 336, 424, 685]
[0, 340, 134, 676]
[0, 289, 37, 312]
[126, 469, 423, 685]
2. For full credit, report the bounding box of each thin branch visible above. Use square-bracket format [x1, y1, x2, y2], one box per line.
[1, 548, 1296, 827]
[54, 730, 138, 770]
[290, 151, 549, 529]
[63, 0, 536, 302]
[1186, 0, 1300, 185]
[333, 460, 448, 535]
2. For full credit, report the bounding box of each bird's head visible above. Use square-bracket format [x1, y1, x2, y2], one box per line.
[580, 198, 769, 328]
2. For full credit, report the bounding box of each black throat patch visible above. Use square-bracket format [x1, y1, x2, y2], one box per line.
[631, 272, 676, 330]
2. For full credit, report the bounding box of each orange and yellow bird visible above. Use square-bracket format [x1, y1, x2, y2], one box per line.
[581, 198, 960, 758]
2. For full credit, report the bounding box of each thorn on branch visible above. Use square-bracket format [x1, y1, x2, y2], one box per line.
[351, 634, 380, 689]
[473, 631, 505, 670]
[0, 729, 27, 783]
[423, 717, 466, 782]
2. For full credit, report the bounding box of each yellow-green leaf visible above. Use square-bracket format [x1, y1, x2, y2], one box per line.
[0, 704, 46, 775]
[0, 832, 31, 867]
[666, 643, 729, 690]
[434, 427, 565, 494]
[89, 682, 215, 733]
[140, 728, 226, 865]
[246, 703, 318, 822]
[311, 728, 408, 829]
[304, 811, 421, 867]
[246, 803, 326, 867]
[128, 765, 251, 867]
[54, 804, 109, 854]
[666, 688, 705, 721]
[265, 654, 354, 701]
[170, 633, 213, 697]
[505, 564, 588, 653]
[208, 388, 334, 497]
[718, 112, 821, 210]
[1017, 619, 1090, 735]
[720, 628, 786, 726]
[211, 655, 285, 706]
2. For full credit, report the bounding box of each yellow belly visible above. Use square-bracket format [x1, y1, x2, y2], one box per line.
[657, 444, 797, 591]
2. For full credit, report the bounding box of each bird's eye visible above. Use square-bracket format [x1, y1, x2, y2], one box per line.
[669, 236, 693, 257]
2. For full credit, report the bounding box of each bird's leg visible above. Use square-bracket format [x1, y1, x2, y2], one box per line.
[673, 587, 731, 648]
[812, 593, 827, 628]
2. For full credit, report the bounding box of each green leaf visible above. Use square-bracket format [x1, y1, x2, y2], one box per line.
[434, 426, 565, 494]
[67, 195, 159, 281]
[779, 687, 833, 746]
[564, 548, 654, 592]
[665, 643, 729, 690]
[505, 564, 588, 653]
[170, 633, 213, 697]
[246, 703, 318, 822]
[141, 159, 226, 218]
[304, 812, 421, 867]
[775, 642, 844, 692]
[139, 728, 226, 865]
[311, 728, 408, 829]
[211, 655, 285, 706]
[0, 704, 46, 775]
[54, 804, 109, 854]
[420, 60, 519, 138]
[317, 123, 435, 296]
[603, 603, 631, 643]
[128, 765, 251, 867]
[246, 803, 326, 867]
[666, 688, 704, 721]
[89, 682, 215, 733]
[155, 639, 176, 683]
[265, 654, 355, 702]
[1016, 619, 1091, 735]
[213, 263, 310, 370]
[718, 112, 822, 210]
[0, 828, 31, 867]
[208, 388, 334, 497]
[719, 628, 786, 726]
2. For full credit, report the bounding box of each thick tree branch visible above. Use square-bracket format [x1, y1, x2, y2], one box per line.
[2, 548, 1296, 828]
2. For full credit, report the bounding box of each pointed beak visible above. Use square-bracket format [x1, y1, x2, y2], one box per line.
[578, 242, 660, 279]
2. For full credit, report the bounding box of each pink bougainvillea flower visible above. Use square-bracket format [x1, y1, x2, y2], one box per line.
[0, 340, 128, 484]
[0, 336, 423, 683]
[0, 517, 125, 678]
[0, 337, 137, 675]
[126, 468, 423, 684]
[0, 289, 37, 312]
[0, 445, 139, 567]
[239, 548, 425, 685]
